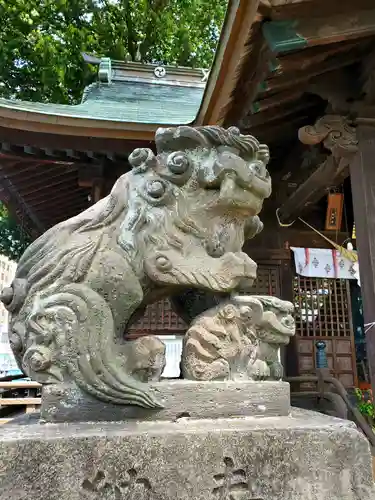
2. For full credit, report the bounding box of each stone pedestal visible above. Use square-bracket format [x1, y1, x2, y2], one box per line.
[0, 409, 374, 500]
[40, 380, 290, 423]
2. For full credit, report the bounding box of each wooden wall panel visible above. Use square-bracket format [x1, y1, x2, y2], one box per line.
[252, 264, 281, 296]
[128, 299, 186, 337]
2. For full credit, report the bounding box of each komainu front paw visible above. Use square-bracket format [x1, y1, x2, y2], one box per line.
[183, 357, 230, 381]
[206, 358, 230, 381]
[270, 361, 283, 380]
[248, 359, 270, 381]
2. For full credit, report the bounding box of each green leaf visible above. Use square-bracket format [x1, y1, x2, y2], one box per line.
[0, 203, 31, 261]
[0, 0, 227, 103]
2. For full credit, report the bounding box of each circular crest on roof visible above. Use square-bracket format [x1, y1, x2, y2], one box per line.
[154, 66, 166, 78]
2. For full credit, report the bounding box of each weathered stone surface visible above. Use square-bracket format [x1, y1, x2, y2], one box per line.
[40, 380, 290, 423]
[0, 409, 374, 500]
[250, 295, 295, 381]
[181, 295, 295, 382]
[1, 125, 272, 414]
[181, 297, 262, 381]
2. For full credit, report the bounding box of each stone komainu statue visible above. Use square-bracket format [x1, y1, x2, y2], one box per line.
[249, 296, 295, 380]
[1, 126, 271, 409]
[181, 296, 263, 382]
[181, 295, 296, 382]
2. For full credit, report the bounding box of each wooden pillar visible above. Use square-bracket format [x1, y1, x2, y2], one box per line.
[349, 124, 375, 391]
[92, 179, 104, 203]
[281, 260, 299, 377]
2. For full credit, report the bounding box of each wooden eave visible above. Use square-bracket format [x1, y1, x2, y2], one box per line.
[1, 0, 374, 144]
[0, 0, 261, 144]
[198, 0, 375, 127]
[220, 1, 375, 169]
[0, 0, 263, 236]
[224, 22, 375, 136]
[0, 150, 135, 236]
[3, 0, 375, 237]
[213, 0, 375, 228]
[0, 126, 149, 157]
[195, 0, 261, 126]
[0, 131, 150, 235]
[0, 106, 158, 142]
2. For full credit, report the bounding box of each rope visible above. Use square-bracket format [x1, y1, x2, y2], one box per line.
[275, 208, 358, 262]
[364, 322, 375, 334]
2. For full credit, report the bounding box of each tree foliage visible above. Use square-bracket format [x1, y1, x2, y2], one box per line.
[0, 0, 227, 261]
[0, 0, 228, 105]
[0, 203, 31, 261]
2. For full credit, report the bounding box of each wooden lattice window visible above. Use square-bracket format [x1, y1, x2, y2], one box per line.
[128, 299, 186, 336]
[252, 265, 281, 296]
[294, 277, 352, 338]
[293, 276, 357, 387]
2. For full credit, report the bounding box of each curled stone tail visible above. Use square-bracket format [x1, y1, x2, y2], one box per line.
[25, 284, 163, 409]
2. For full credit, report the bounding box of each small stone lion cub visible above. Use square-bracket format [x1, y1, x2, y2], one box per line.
[248, 296, 295, 381]
[181, 296, 263, 381]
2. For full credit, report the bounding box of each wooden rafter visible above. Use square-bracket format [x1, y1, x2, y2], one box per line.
[0, 174, 45, 233]
[260, 52, 364, 97]
[277, 39, 366, 72]
[20, 171, 79, 197]
[349, 124, 375, 391]
[267, 0, 375, 21]
[24, 186, 85, 207]
[4, 163, 76, 184]
[224, 22, 272, 127]
[243, 94, 321, 130]
[30, 188, 87, 210]
[35, 200, 88, 221]
[196, 0, 261, 125]
[263, 8, 375, 51]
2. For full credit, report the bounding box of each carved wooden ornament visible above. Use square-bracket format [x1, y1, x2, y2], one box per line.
[298, 115, 358, 158]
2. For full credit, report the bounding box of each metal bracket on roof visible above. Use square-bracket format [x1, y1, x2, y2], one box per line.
[98, 57, 112, 84]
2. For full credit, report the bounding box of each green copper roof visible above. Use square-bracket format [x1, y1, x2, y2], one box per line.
[81, 80, 205, 124]
[0, 60, 206, 125]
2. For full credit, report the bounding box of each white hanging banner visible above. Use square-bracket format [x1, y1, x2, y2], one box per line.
[291, 247, 360, 282]
[156, 335, 183, 378]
